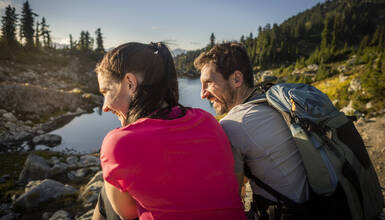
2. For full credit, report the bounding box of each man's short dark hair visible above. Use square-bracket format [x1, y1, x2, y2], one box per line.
[194, 42, 254, 88]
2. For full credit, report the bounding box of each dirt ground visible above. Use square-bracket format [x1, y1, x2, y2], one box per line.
[355, 114, 385, 189]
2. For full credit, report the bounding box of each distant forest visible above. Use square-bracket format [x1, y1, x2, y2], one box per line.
[174, 0, 385, 75]
[0, 1, 106, 63]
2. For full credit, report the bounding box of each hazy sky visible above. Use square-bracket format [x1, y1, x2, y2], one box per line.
[0, 0, 325, 50]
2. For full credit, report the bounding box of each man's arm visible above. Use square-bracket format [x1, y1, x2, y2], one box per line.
[104, 181, 138, 220]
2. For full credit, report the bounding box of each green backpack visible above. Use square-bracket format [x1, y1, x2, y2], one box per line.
[246, 83, 383, 220]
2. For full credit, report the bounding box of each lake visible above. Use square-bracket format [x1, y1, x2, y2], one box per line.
[36, 78, 215, 153]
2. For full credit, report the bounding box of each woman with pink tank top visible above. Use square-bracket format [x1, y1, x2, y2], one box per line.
[92, 42, 246, 220]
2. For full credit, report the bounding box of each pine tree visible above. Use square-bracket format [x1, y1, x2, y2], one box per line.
[69, 34, 74, 49]
[40, 17, 51, 48]
[20, 1, 36, 48]
[1, 5, 18, 45]
[209, 33, 215, 49]
[95, 28, 105, 53]
[35, 20, 40, 48]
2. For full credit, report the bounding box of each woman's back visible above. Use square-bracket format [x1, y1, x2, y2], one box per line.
[100, 107, 246, 220]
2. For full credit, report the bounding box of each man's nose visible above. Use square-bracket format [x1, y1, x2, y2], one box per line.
[201, 87, 209, 99]
[102, 100, 110, 112]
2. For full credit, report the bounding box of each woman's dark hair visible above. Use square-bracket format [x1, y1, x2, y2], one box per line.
[95, 42, 182, 124]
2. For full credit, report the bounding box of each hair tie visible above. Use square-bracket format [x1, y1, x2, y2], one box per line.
[150, 42, 161, 55]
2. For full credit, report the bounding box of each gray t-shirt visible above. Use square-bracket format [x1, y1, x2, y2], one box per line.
[220, 102, 309, 203]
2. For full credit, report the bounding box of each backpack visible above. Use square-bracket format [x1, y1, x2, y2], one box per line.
[245, 83, 384, 220]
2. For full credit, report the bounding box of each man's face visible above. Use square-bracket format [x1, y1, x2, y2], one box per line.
[200, 63, 235, 115]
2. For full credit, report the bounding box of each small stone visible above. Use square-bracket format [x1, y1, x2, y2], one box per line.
[66, 156, 79, 166]
[49, 210, 71, 220]
[3, 112, 17, 122]
[80, 155, 100, 167]
[32, 134, 62, 147]
[42, 212, 52, 220]
[74, 168, 89, 178]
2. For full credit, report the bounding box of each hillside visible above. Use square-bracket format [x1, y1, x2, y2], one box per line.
[174, 0, 385, 113]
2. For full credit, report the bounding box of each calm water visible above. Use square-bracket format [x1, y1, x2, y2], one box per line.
[37, 78, 214, 153]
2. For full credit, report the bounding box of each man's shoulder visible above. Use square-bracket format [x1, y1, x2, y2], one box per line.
[221, 102, 274, 123]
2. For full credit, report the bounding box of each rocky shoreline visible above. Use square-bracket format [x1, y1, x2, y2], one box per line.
[0, 152, 103, 220]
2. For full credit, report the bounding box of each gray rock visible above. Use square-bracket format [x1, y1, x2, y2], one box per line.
[307, 64, 319, 72]
[80, 155, 100, 167]
[261, 75, 277, 83]
[340, 101, 356, 116]
[18, 154, 68, 184]
[32, 134, 62, 147]
[348, 78, 362, 92]
[75, 209, 94, 220]
[74, 168, 89, 179]
[14, 179, 78, 209]
[339, 74, 348, 83]
[18, 154, 51, 184]
[13, 131, 30, 141]
[337, 65, 347, 73]
[25, 180, 43, 192]
[89, 166, 100, 172]
[78, 171, 103, 205]
[3, 112, 17, 122]
[66, 156, 79, 167]
[0, 212, 21, 220]
[49, 210, 72, 220]
[4, 122, 17, 130]
[49, 156, 61, 165]
[42, 212, 53, 220]
[49, 162, 68, 176]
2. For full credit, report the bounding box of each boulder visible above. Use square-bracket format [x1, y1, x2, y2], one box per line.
[348, 78, 362, 92]
[0, 212, 21, 220]
[340, 101, 356, 116]
[307, 64, 319, 72]
[14, 179, 78, 209]
[18, 154, 68, 184]
[78, 171, 103, 206]
[18, 154, 51, 184]
[49, 210, 72, 220]
[79, 155, 100, 167]
[2, 112, 17, 122]
[339, 74, 348, 83]
[32, 134, 62, 147]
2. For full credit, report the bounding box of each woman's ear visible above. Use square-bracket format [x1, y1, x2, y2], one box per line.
[124, 73, 138, 93]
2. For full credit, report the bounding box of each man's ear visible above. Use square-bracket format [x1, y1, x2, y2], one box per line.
[229, 70, 244, 88]
[123, 73, 138, 93]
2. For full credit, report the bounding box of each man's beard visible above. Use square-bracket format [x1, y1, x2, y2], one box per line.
[215, 86, 235, 115]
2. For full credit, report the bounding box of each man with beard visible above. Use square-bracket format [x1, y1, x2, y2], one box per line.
[194, 43, 309, 218]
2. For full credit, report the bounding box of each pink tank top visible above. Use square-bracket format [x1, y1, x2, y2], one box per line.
[100, 107, 246, 220]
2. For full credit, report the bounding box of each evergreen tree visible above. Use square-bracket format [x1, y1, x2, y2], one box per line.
[209, 33, 215, 49]
[95, 28, 105, 53]
[40, 17, 51, 48]
[35, 20, 40, 48]
[69, 34, 74, 49]
[1, 5, 18, 45]
[20, 1, 36, 48]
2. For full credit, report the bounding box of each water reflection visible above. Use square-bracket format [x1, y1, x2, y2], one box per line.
[41, 78, 214, 154]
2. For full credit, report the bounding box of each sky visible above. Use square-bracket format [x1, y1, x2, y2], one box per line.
[0, 0, 325, 50]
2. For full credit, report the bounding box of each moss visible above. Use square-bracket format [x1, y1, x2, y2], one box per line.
[35, 109, 67, 124]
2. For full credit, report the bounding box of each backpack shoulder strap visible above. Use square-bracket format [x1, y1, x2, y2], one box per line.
[244, 164, 302, 209]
